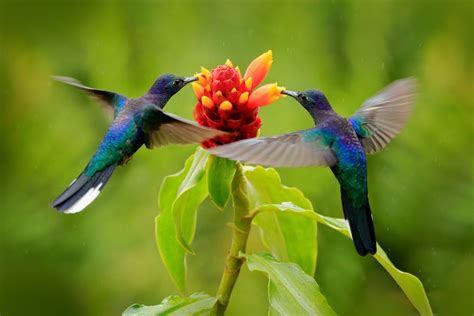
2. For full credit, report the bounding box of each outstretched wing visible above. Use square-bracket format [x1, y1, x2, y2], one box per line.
[348, 78, 417, 154]
[140, 106, 228, 148]
[207, 128, 337, 167]
[52, 76, 127, 118]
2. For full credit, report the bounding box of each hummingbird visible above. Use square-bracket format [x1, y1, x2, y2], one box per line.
[51, 74, 227, 214]
[208, 79, 417, 255]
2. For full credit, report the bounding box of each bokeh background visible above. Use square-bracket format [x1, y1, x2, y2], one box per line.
[1, 0, 472, 315]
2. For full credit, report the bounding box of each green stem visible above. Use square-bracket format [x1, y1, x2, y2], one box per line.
[213, 163, 252, 315]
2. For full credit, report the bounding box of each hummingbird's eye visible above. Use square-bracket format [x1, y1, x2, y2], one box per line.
[173, 79, 183, 86]
[299, 94, 308, 102]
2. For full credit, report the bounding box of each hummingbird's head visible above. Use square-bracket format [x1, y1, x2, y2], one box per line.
[282, 89, 332, 113]
[149, 74, 197, 97]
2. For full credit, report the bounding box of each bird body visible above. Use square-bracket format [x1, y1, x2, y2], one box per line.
[209, 79, 416, 255]
[85, 99, 156, 176]
[328, 121, 374, 255]
[302, 108, 375, 255]
[84, 107, 141, 176]
[51, 74, 226, 214]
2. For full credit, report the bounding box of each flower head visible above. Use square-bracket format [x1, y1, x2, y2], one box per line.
[192, 51, 284, 148]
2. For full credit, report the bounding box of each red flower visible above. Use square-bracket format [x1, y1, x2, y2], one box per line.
[192, 51, 284, 148]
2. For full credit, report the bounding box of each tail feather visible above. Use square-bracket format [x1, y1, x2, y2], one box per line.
[341, 190, 377, 256]
[51, 164, 117, 214]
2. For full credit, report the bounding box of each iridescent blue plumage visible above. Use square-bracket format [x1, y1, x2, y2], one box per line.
[85, 113, 142, 176]
[51, 74, 226, 214]
[209, 79, 417, 255]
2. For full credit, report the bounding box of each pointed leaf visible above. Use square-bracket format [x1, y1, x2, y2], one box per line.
[172, 147, 209, 253]
[207, 156, 236, 209]
[155, 154, 196, 292]
[310, 213, 433, 316]
[123, 293, 216, 316]
[252, 203, 433, 316]
[243, 253, 336, 316]
[243, 166, 317, 276]
[155, 148, 209, 291]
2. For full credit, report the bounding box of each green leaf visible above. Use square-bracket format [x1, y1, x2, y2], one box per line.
[155, 148, 209, 292]
[309, 213, 433, 316]
[123, 293, 216, 316]
[252, 203, 433, 316]
[242, 166, 317, 276]
[207, 155, 236, 209]
[156, 155, 195, 292]
[172, 147, 209, 253]
[243, 253, 336, 316]
[374, 247, 433, 316]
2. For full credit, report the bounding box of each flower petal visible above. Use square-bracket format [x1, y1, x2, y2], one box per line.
[245, 77, 253, 91]
[197, 74, 208, 86]
[247, 83, 284, 109]
[201, 96, 215, 109]
[238, 91, 249, 105]
[212, 90, 225, 105]
[235, 66, 241, 76]
[219, 100, 233, 111]
[192, 82, 205, 99]
[201, 66, 211, 78]
[244, 50, 273, 90]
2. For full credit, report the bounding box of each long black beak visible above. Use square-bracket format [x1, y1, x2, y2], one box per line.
[282, 89, 299, 98]
[183, 76, 198, 84]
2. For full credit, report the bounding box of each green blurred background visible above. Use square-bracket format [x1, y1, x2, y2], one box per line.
[1, 0, 472, 315]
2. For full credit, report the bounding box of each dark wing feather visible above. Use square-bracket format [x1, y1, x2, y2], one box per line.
[52, 76, 127, 118]
[207, 129, 337, 167]
[140, 106, 228, 148]
[348, 78, 417, 154]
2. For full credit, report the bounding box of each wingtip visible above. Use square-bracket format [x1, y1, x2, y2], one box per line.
[393, 77, 418, 93]
[49, 200, 60, 209]
[51, 75, 69, 82]
[51, 75, 82, 86]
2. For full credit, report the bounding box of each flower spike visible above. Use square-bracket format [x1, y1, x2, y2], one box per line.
[192, 50, 283, 148]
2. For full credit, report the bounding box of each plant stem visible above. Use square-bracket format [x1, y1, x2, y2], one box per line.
[213, 163, 252, 315]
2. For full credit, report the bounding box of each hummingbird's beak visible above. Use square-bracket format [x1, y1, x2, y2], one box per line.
[281, 89, 299, 99]
[183, 76, 198, 84]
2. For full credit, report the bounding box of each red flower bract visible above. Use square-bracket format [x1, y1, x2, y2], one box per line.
[192, 51, 284, 148]
[211, 66, 241, 94]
